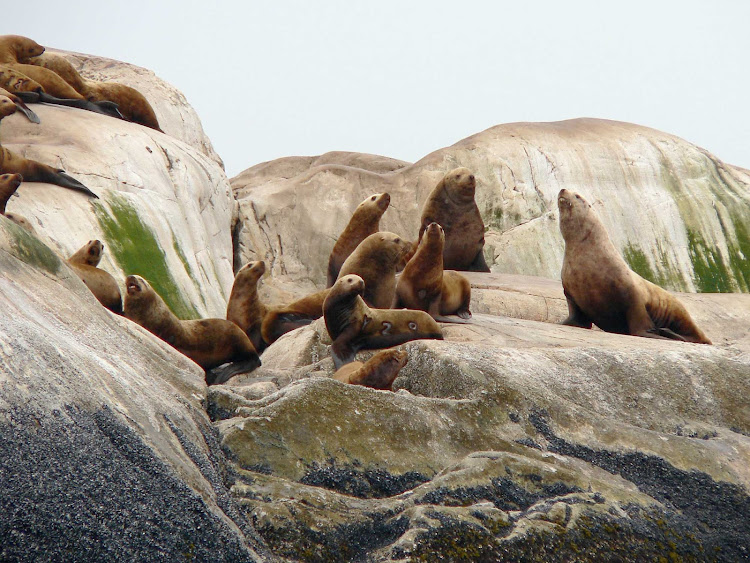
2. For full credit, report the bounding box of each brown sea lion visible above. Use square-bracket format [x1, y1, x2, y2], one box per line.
[226, 260, 268, 353]
[0, 35, 45, 64]
[0, 172, 21, 214]
[26, 53, 162, 131]
[4, 212, 35, 234]
[324, 274, 443, 369]
[67, 240, 122, 314]
[261, 288, 329, 345]
[395, 222, 472, 321]
[419, 167, 490, 272]
[326, 192, 391, 287]
[337, 231, 413, 309]
[332, 348, 408, 390]
[0, 86, 38, 123]
[0, 101, 97, 198]
[124, 275, 261, 384]
[558, 189, 711, 344]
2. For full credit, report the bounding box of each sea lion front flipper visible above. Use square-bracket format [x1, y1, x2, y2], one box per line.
[54, 171, 99, 199]
[330, 339, 357, 371]
[205, 357, 262, 386]
[560, 291, 593, 329]
[91, 100, 124, 119]
[14, 101, 39, 123]
[468, 249, 491, 272]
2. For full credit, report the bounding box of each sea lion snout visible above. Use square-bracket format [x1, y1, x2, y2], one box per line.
[125, 275, 144, 295]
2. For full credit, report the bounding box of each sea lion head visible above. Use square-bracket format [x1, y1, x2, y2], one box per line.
[331, 274, 366, 297]
[4, 212, 34, 233]
[236, 260, 266, 284]
[1, 35, 45, 62]
[443, 167, 476, 204]
[374, 231, 414, 270]
[423, 222, 445, 244]
[0, 95, 17, 119]
[0, 173, 22, 197]
[381, 348, 408, 371]
[359, 192, 391, 213]
[557, 189, 596, 243]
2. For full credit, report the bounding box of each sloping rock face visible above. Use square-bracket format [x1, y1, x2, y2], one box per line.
[0, 219, 268, 561]
[211, 275, 750, 560]
[2, 101, 234, 319]
[232, 119, 750, 295]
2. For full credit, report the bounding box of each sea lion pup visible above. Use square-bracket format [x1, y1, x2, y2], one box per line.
[337, 231, 413, 309]
[26, 53, 162, 131]
[124, 275, 261, 385]
[419, 167, 490, 272]
[261, 288, 329, 346]
[0, 86, 38, 123]
[226, 261, 269, 353]
[395, 222, 472, 322]
[0, 100, 97, 198]
[558, 189, 711, 344]
[326, 192, 391, 287]
[332, 349, 408, 390]
[67, 240, 122, 314]
[323, 274, 443, 369]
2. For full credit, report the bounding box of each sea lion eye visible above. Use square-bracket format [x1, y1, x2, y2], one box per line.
[371, 196, 376, 201]
[408, 321, 417, 330]
[575, 195, 581, 199]
[394, 238, 400, 244]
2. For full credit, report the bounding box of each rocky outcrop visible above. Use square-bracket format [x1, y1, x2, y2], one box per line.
[232, 119, 750, 295]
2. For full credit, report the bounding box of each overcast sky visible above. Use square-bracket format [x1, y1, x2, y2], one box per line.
[4, 1, 750, 177]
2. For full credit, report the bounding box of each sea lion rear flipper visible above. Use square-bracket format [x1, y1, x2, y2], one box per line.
[433, 314, 471, 325]
[54, 171, 99, 199]
[646, 327, 688, 342]
[205, 357, 262, 386]
[14, 101, 40, 123]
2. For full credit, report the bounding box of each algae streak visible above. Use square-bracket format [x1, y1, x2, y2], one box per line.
[4, 219, 62, 275]
[94, 194, 199, 319]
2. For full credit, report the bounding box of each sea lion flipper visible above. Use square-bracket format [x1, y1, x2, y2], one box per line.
[433, 314, 471, 325]
[331, 339, 356, 371]
[561, 293, 593, 329]
[646, 326, 688, 342]
[55, 171, 99, 198]
[205, 357, 262, 386]
[14, 102, 40, 123]
[91, 100, 124, 119]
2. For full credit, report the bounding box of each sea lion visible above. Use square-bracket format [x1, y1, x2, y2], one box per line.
[332, 348, 408, 390]
[3, 212, 35, 234]
[124, 275, 261, 384]
[419, 167, 490, 272]
[26, 53, 161, 130]
[67, 240, 122, 314]
[0, 35, 45, 64]
[0, 100, 97, 198]
[337, 231, 413, 309]
[558, 189, 711, 344]
[395, 222, 472, 321]
[326, 192, 391, 287]
[226, 260, 268, 353]
[324, 274, 443, 369]
[0, 87, 38, 123]
[261, 288, 329, 345]
[0, 172, 23, 214]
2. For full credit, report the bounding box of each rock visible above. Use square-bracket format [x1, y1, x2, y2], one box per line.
[232, 118, 750, 294]
[0, 218, 268, 561]
[2, 102, 234, 319]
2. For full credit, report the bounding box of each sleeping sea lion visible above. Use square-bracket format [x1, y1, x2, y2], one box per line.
[67, 240, 122, 314]
[395, 222, 472, 321]
[323, 274, 443, 369]
[332, 348, 408, 390]
[326, 192, 390, 287]
[558, 189, 711, 344]
[337, 231, 413, 309]
[260, 288, 329, 345]
[419, 167, 489, 271]
[124, 275, 261, 385]
[0, 87, 38, 123]
[26, 53, 161, 130]
[226, 260, 268, 353]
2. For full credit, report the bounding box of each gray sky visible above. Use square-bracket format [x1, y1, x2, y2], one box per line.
[5, 1, 750, 177]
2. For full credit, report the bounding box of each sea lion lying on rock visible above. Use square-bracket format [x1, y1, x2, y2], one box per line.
[324, 274, 443, 369]
[396, 221, 472, 322]
[419, 167, 490, 272]
[332, 348, 408, 390]
[327, 192, 391, 287]
[558, 188, 711, 344]
[67, 240, 122, 314]
[125, 275, 261, 384]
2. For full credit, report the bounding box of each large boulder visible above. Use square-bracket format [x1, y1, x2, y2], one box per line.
[232, 119, 750, 295]
[0, 218, 268, 561]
